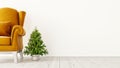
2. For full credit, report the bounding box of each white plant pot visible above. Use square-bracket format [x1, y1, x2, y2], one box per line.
[32, 55, 40, 61]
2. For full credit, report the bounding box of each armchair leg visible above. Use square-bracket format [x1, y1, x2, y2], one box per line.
[19, 51, 23, 61]
[13, 52, 18, 63]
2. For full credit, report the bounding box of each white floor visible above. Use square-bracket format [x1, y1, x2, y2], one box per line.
[0, 56, 120, 68]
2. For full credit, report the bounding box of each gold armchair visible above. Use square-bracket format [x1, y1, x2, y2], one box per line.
[0, 7, 26, 63]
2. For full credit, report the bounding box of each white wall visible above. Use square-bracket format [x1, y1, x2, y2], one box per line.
[0, 0, 120, 56]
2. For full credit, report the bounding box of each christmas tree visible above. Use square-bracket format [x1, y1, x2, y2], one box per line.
[24, 28, 48, 56]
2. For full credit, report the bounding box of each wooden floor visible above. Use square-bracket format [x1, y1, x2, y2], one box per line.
[0, 56, 120, 68]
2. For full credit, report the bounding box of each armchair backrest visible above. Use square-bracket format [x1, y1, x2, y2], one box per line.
[0, 7, 26, 27]
[0, 8, 19, 27]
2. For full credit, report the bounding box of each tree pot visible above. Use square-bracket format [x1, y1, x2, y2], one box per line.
[32, 55, 40, 61]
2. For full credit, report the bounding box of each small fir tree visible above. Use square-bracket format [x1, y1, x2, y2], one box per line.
[24, 28, 48, 56]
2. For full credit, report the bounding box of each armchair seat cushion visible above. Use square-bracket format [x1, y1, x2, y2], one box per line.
[0, 36, 11, 45]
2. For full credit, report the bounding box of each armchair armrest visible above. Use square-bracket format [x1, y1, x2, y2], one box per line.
[11, 25, 25, 43]
[11, 25, 25, 38]
[11, 25, 25, 50]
